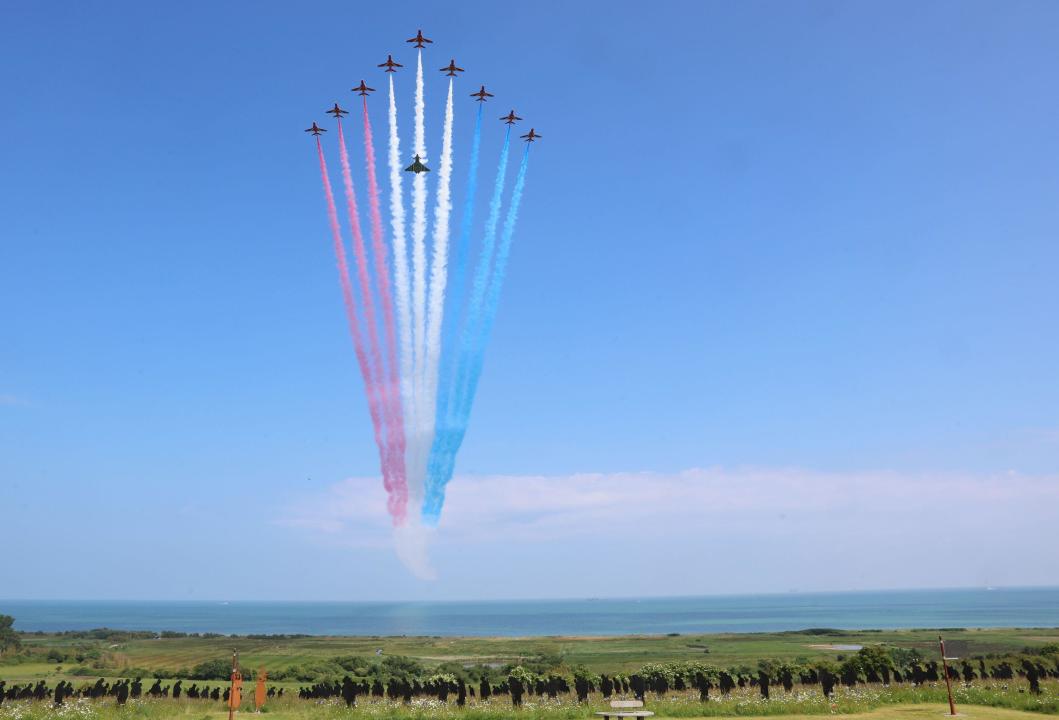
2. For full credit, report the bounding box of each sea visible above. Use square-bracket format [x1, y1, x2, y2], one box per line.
[3, 588, 1057, 637]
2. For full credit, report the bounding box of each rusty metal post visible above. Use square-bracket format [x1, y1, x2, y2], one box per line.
[228, 650, 242, 720]
[939, 636, 957, 716]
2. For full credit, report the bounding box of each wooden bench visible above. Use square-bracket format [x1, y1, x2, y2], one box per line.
[595, 699, 654, 720]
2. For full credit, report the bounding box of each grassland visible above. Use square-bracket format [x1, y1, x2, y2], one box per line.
[4, 627, 1059, 685]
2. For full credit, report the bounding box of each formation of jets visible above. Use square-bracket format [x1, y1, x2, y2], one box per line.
[308, 30, 542, 154]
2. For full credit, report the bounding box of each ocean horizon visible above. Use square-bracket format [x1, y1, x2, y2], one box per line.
[3, 587, 1058, 637]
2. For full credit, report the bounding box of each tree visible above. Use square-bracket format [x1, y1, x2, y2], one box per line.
[839, 658, 861, 688]
[774, 662, 797, 693]
[688, 665, 717, 703]
[857, 646, 894, 685]
[190, 659, 232, 680]
[0, 615, 20, 655]
[381, 655, 424, 679]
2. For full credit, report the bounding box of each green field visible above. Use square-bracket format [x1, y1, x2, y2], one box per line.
[4, 627, 1059, 684]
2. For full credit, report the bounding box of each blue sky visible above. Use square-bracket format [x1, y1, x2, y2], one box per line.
[2, 0, 1057, 600]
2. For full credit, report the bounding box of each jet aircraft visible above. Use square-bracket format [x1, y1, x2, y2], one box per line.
[305, 122, 326, 136]
[352, 80, 375, 96]
[378, 55, 403, 72]
[440, 59, 464, 77]
[520, 128, 542, 142]
[407, 29, 433, 48]
[500, 110, 522, 125]
[404, 154, 430, 173]
[470, 85, 494, 102]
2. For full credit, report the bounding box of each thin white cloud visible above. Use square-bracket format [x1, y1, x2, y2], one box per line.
[281, 466, 1059, 551]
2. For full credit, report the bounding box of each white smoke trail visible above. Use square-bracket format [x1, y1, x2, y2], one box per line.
[422, 78, 455, 466]
[393, 518, 437, 580]
[405, 50, 430, 512]
[387, 74, 416, 510]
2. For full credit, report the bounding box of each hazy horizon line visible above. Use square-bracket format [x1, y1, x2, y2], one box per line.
[4, 584, 1057, 606]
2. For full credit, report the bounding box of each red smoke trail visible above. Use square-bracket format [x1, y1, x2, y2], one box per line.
[316, 137, 406, 523]
[361, 97, 408, 512]
[336, 119, 407, 522]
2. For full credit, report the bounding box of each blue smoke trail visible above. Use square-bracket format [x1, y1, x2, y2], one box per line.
[422, 121, 507, 522]
[423, 138, 531, 524]
[426, 104, 483, 501]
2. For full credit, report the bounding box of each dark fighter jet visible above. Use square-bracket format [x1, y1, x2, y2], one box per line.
[500, 110, 522, 125]
[305, 122, 326, 136]
[520, 128, 542, 142]
[404, 154, 430, 173]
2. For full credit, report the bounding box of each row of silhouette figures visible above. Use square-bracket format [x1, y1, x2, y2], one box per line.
[0, 679, 283, 705]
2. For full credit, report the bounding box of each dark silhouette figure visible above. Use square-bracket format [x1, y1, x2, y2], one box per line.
[341, 676, 357, 707]
[779, 667, 794, 693]
[508, 675, 524, 707]
[116, 681, 130, 705]
[172, 680, 182, 699]
[479, 678, 491, 701]
[574, 675, 589, 703]
[599, 674, 613, 699]
[1023, 660, 1042, 695]
[630, 674, 646, 701]
[758, 671, 770, 699]
[819, 669, 836, 698]
[694, 671, 711, 702]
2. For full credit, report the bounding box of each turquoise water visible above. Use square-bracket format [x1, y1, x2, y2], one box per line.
[3, 588, 1057, 636]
